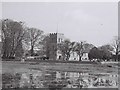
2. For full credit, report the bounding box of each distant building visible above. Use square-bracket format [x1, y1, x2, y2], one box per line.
[69, 45, 93, 61]
[69, 52, 79, 61]
[81, 52, 89, 61]
[47, 33, 65, 60]
[69, 52, 89, 61]
[47, 32, 93, 61]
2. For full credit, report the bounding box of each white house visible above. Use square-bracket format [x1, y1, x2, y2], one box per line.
[69, 52, 79, 61]
[69, 51, 89, 61]
[81, 53, 89, 61]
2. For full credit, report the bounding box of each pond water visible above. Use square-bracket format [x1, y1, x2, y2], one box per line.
[2, 69, 118, 89]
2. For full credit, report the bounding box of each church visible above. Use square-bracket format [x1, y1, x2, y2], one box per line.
[47, 33, 89, 61]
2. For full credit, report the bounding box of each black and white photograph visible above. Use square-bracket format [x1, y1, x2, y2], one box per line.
[0, 0, 120, 89]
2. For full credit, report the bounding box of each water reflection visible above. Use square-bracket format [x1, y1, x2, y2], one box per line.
[2, 69, 118, 89]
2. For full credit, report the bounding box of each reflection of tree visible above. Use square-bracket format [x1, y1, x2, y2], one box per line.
[2, 73, 21, 88]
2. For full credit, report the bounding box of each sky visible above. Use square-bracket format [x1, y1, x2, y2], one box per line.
[2, 2, 118, 46]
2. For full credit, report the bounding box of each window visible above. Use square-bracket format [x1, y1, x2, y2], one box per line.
[58, 38, 61, 43]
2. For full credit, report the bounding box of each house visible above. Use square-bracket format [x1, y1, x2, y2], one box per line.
[69, 51, 89, 61]
[69, 52, 79, 61]
[81, 52, 89, 61]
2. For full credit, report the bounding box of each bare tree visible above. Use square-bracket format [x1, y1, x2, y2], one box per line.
[74, 41, 94, 61]
[23, 28, 44, 56]
[39, 35, 50, 57]
[58, 39, 75, 61]
[2, 19, 25, 59]
[111, 36, 120, 61]
[74, 41, 85, 61]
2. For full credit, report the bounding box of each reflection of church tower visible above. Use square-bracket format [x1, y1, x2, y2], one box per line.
[48, 33, 64, 60]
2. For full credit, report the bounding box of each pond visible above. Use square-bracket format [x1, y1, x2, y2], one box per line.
[2, 69, 118, 89]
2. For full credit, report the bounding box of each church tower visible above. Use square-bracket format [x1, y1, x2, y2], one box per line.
[48, 33, 64, 60]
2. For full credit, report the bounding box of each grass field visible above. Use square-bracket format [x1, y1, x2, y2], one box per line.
[2, 61, 118, 74]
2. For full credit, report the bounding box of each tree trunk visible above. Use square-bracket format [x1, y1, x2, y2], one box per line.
[9, 48, 16, 58]
[2, 52, 7, 59]
[115, 52, 118, 61]
[30, 45, 34, 56]
[66, 54, 70, 61]
[62, 54, 65, 61]
[2, 39, 9, 59]
[9, 52, 14, 58]
[79, 55, 82, 61]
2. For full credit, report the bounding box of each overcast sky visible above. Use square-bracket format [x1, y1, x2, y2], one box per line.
[2, 2, 118, 46]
